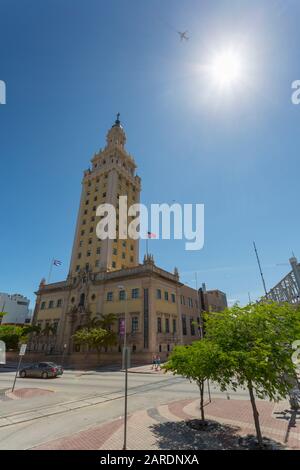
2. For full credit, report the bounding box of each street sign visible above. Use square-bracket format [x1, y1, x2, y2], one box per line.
[19, 344, 27, 356]
[12, 344, 27, 392]
[0, 340, 6, 364]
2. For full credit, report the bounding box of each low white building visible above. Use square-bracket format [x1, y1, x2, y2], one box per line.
[0, 293, 32, 325]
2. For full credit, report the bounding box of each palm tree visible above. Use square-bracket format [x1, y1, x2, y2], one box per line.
[99, 313, 117, 330]
[85, 316, 101, 329]
[42, 324, 56, 353]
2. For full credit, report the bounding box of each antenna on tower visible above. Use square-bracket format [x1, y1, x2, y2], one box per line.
[253, 241, 268, 296]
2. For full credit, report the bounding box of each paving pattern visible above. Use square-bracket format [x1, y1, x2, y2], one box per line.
[5, 388, 54, 400]
[30, 397, 300, 450]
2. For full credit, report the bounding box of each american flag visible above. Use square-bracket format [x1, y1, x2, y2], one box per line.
[147, 231, 156, 239]
[53, 259, 62, 266]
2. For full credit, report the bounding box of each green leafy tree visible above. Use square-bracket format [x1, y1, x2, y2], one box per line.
[72, 327, 117, 359]
[23, 324, 42, 336]
[164, 339, 225, 421]
[205, 302, 300, 447]
[84, 313, 117, 331]
[98, 313, 117, 330]
[0, 325, 24, 350]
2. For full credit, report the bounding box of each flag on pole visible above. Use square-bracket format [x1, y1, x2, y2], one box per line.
[53, 259, 62, 266]
[147, 231, 156, 239]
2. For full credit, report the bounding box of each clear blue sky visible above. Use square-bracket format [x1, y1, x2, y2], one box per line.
[0, 0, 299, 308]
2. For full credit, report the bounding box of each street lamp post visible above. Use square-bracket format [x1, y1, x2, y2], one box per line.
[118, 285, 128, 451]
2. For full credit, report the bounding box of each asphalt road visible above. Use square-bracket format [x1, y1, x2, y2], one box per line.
[0, 367, 249, 450]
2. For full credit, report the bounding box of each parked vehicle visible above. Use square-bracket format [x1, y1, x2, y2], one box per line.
[47, 362, 64, 376]
[19, 362, 59, 379]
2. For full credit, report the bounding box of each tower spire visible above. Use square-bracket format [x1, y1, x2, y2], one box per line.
[115, 112, 121, 126]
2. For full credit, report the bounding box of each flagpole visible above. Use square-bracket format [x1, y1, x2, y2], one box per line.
[48, 258, 54, 284]
[146, 237, 149, 256]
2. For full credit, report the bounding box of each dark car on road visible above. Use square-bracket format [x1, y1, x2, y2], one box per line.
[19, 362, 60, 379]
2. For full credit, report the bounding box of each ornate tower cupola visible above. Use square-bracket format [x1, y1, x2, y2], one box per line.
[106, 113, 126, 149]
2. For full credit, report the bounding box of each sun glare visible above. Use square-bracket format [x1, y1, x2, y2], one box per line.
[210, 50, 243, 87]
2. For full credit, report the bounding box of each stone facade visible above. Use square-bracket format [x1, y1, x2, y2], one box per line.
[31, 257, 204, 362]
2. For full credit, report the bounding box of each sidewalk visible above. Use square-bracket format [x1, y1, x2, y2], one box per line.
[31, 397, 300, 450]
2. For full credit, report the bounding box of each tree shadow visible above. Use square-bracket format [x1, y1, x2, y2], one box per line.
[273, 408, 300, 444]
[150, 419, 286, 450]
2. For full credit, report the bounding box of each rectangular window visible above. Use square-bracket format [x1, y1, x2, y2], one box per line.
[164, 291, 169, 301]
[56, 299, 62, 308]
[132, 288, 139, 299]
[112, 261, 116, 268]
[182, 316, 187, 335]
[96, 247, 101, 254]
[156, 289, 162, 299]
[171, 293, 176, 303]
[157, 317, 162, 333]
[119, 290, 126, 301]
[190, 317, 196, 336]
[173, 319, 177, 333]
[41, 301, 46, 310]
[165, 318, 170, 333]
[131, 317, 138, 333]
[122, 252, 126, 259]
[107, 292, 113, 301]
[113, 248, 117, 255]
[52, 321, 59, 333]
[48, 301, 54, 309]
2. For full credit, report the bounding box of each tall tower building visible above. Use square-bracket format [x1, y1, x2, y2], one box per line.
[32, 114, 227, 364]
[69, 115, 141, 274]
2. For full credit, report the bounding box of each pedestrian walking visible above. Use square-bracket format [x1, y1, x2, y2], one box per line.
[156, 355, 161, 371]
[151, 354, 156, 370]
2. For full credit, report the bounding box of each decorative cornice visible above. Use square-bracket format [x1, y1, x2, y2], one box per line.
[35, 263, 184, 296]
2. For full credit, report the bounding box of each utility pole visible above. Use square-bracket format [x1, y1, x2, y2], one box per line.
[253, 241, 268, 296]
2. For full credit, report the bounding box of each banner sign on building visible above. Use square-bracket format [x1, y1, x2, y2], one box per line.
[119, 319, 125, 337]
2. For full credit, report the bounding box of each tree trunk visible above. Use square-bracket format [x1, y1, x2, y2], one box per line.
[248, 380, 263, 448]
[199, 380, 205, 421]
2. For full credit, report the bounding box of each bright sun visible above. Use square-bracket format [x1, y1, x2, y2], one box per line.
[210, 50, 243, 87]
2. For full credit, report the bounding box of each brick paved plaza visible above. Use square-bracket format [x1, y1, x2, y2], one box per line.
[31, 397, 300, 450]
